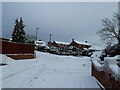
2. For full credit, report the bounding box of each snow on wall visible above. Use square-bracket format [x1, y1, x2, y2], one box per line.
[109, 65, 120, 80]
[92, 60, 104, 71]
[109, 64, 119, 80]
[104, 56, 119, 80]
[90, 51, 105, 71]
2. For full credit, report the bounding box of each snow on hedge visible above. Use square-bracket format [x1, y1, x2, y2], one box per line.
[91, 51, 102, 59]
[104, 56, 118, 65]
[104, 56, 120, 80]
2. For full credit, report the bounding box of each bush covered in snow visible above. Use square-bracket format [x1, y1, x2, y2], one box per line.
[98, 44, 120, 61]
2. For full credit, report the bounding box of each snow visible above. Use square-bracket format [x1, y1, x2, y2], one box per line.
[0, 55, 2, 89]
[109, 64, 119, 79]
[89, 45, 102, 51]
[35, 40, 46, 47]
[74, 40, 91, 46]
[91, 51, 102, 61]
[2, 51, 100, 88]
[104, 55, 120, 80]
[55, 41, 69, 45]
[91, 50, 104, 71]
[105, 55, 118, 60]
[54, 40, 91, 46]
[92, 60, 104, 71]
[104, 57, 118, 65]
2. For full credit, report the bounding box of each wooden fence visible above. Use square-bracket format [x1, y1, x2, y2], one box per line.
[0, 40, 35, 54]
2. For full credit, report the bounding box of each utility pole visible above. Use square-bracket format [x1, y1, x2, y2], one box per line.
[50, 34, 51, 42]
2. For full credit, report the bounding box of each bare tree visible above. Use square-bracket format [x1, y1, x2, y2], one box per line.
[97, 13, 120, 45]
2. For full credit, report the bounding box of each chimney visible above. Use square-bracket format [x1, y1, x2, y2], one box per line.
[72, 39, 74, 42]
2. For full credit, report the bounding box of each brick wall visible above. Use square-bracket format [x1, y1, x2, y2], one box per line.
[0, 40, 35, 54]
[92, 63, 120, 89]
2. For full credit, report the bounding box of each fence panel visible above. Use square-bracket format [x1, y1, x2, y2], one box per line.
[0, 40, 35, 54]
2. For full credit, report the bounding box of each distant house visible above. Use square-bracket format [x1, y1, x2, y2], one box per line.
[48, 39, 91, 55]
[48, 41, 69, 53]
[69, 39, 91, 50]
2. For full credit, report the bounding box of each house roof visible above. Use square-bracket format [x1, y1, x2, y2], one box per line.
[52, 40, 91, 46]
[89, 45, 101, 50]
[54, 41, 69, 45]
[74, 40, 91, 46]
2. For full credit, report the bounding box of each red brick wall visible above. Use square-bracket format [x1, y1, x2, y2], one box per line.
[92, 63, 120, 89]
[0, 40, 35, 54]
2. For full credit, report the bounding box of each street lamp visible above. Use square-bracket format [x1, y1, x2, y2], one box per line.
[36, 27, 39, 42]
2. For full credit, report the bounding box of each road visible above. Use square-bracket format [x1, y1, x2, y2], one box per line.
[2, 51, 99, 88]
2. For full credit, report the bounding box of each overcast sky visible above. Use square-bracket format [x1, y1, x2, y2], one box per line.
[2, 2, 118, 45]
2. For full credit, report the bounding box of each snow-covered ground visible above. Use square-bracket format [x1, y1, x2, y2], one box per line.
[1, 51, 100, 88]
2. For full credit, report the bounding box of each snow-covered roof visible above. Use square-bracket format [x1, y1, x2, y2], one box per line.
[89, 45, 102, 50]
[35, 40, 46, 46]
[74, 40, 91, 46]
[54, 41, 69, 45]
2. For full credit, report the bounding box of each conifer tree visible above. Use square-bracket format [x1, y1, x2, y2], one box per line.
[12, 18, 26, 43]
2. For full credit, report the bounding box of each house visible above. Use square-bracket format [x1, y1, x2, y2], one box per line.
[48, 39, 91, 55]
[48, 41, 69, 53]
[69, 39, 91, 50]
